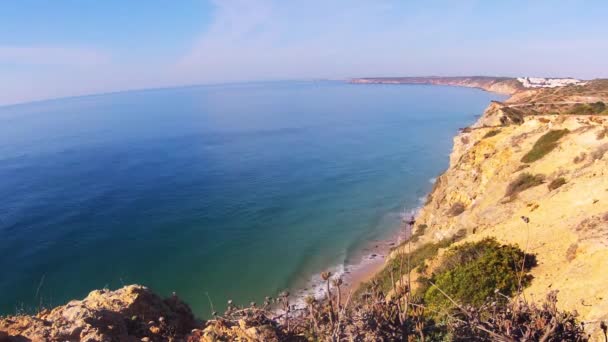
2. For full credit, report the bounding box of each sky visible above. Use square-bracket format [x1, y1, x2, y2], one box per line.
[1, 0, 607, 105]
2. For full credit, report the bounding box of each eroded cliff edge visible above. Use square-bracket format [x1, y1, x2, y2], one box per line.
[390, 79, 608, 336]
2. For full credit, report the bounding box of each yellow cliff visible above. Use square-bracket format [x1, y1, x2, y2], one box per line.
[391, 80, 608, 337]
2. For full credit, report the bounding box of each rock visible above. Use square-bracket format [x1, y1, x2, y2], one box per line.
[0, 285, 199, 341]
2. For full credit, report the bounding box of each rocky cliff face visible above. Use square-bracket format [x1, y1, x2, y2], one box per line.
[0, 285, 283, 341]
[400, 89, 608, 336]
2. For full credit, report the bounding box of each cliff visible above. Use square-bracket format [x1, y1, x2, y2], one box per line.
[390, 79, 608, 337]
[350, 76, 524, 95]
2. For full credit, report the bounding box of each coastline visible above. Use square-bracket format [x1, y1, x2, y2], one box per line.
[333, 81, 516, 297]
[291, 205, 417, 306]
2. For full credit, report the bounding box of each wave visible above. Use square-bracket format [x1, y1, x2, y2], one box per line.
[291, 204, 423, 309]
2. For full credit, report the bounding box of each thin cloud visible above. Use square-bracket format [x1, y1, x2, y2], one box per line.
[0, 46, 110, 66]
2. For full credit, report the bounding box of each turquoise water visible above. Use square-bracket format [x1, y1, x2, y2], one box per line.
[0, 81, 503, 316]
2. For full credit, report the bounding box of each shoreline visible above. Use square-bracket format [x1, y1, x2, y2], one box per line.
[329, 80, 519, 297]
[292, 207, 417, 306]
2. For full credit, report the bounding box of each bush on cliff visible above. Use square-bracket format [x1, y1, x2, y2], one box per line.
[570, 101, 606, 115]
[362, 229, 467, 295]
[423, 238, 536, 310]
[548, 177, 567, 191]
[505, 172, 545, 197]
[521, 129, 569, 163]
[482, 129, 501, 138]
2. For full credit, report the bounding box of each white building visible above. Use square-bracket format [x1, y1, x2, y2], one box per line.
[517, 77, 586, 88]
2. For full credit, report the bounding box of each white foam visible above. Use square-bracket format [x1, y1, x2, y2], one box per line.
[292, 205, 423, 309]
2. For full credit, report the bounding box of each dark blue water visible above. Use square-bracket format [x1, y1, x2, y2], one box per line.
[0, 81, 502, 316]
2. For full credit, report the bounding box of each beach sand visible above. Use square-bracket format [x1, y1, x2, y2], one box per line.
[339, 220, 412, 300]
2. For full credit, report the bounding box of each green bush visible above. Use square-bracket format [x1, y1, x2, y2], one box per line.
[591, 101, 606, 113]
[521, 129, 569, 163]
[548, 177, 567, 191]
[570, 104, 593, 115]
[570, 102, 605, 115]
[505, 172, 545, 197]
[362, 231, 466, 295]
[483, 129, 501, 138]
[408, 224, 428, 243]
[424, 238, 536, 310]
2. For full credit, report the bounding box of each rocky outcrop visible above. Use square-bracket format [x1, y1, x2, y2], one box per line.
[0, 285, 286, 341]
[0, 285, 198, 341]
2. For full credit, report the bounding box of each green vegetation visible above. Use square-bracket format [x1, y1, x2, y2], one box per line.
[408, 224, 427, 243]
[362, 231, 466, 294]
[592, 101, 607, 113]
[482, 129, 501, 138]
[569, 101, 606, 115]
[423, 238, 536, 310]
[548, 177, 567, 191]
[521, 129, 569, 163]
[505, 172, 545, 197]
[500, 107, 525, 125]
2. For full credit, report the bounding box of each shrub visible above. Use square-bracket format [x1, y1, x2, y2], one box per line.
[363, 232, 466, 295]
[448, 202, 466, 216]
[505, 172, 545, 197]
[500, 107, 525, 125]
[591, 101, 606, 113]
[548, 177, 567, 191]
[424, 238, 536, 309]
[573, 152, 586, 163]
[483, 129, 501, 138]
[521, 129, 569, 163]
[408, 224, 428, 243]
[591, 143, 608, 161]
[565, 243, 578, 262]
[570, 102, 606, 115]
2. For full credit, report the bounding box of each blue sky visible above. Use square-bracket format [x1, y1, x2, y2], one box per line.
[1, 0, 607, 105]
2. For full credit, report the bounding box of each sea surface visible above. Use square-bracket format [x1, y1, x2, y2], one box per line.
[0, 81, 504, 316]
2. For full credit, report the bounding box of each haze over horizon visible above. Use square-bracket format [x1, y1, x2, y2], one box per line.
[2, 0, 607, 106]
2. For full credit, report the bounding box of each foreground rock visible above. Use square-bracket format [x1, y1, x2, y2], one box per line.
[0, 285, 286, 341]
[0, 285, 198, 341]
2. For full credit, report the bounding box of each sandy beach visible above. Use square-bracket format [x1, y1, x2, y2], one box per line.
[337, 218, 412, 300]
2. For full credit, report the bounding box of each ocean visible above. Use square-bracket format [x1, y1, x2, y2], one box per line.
[0, 81, 504, 316]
